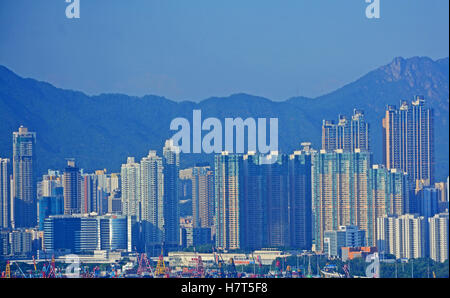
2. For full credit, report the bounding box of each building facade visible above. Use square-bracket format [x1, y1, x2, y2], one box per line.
[312, 149, 372, 251]
[162, 140, 180, 250]
[382, 97, 434, 186]
[63, 160, 81, 215]
[322, 109, 370, 152]
[0, 158, 11, 229]
[191, 166, 215, 229]
[215, 152, 243, 251]
[428, 213, 449, 263]
[324, 225, 366, 258]
[376, 214, 428, 260]
[140, 151, 164, 247]
[121, 157, 141, 220]
[288, 144, 313, 250]
[12, 126, 37, 228]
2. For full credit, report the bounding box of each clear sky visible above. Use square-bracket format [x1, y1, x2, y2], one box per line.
[0, 0, 448, 101]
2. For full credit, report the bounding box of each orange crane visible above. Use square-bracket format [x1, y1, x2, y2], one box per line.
[5, 261, 11, 278]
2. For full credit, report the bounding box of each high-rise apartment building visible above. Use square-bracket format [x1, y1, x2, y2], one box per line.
[0, 158, 11, 229]
[37, 171, 64, 230]
[288, 143, 313, 250]
[428, 213, 449, 263]
[434, 182, 448, 203]
[241, 152, 264, 250]
[322, 109, 370, 152]
[63, 160, 81, 215]
[369, 165, 409, 217]
[215, 152, 243, 250]
[312, 149, 372, 251]
[191, 166, 214, 229]
[368, 165, 410, 246]
[140, 151, 164, 247]
[416, 186, 440, 219]
[262, 152, 290, 248]
[12, 126, 37, 228]
[376, 214, 428, 260]
[239, 145, 314, 251]
[121, 157, 141, 220]
[81, 173, 98, 214]
[215, 145, 314, 251]
[162, 139, 180, 250]
[382, 96, 434, 186]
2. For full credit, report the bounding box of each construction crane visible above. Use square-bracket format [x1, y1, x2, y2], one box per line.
[6, 261, 27, 278]
[285, 265, 292, 278]
[32, 256, 37, 272]
[343, 264, 351, 278]
[194, 255, 205, 278]
[228, 258, 238, 278]
[5, 261, 11, 278]
[137, 253, 154, 277]
[218, 261, 225, 278]
[275, 259, 282, 278]
[155, 248, 167, 277]
[42, 255, 58, 278]
[80, 266, 92, 278]
[214, 252, 225, 278]
[93, 266, 101, 278]
[307, 255, 312, 278]
[30, 256, 40, 278]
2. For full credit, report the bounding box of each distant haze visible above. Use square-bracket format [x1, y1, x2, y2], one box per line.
[0, 0, 448, 101]
[0, 56, 448, 181]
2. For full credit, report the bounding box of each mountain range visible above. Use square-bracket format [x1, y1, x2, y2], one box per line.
[0, 56, 448, 181]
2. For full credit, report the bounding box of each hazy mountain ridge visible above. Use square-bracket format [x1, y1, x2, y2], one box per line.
[0, 56, 448, 180]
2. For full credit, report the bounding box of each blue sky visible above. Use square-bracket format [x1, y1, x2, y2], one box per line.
[0, 0, 448, 101]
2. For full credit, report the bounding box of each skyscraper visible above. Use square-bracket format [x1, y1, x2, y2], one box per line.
[140, 151, 164, 248]
[12, 126, 37, 228]
[162, 139, 180, 250]
[121, 157, 141, 220]
[382, 96, 434, 186]
[368, 165, 410, 246]
[322, 109, 370, 152]
[215, 152, 243, 250]
[81, 173, 98, 214]
[191, 166, 215, 229]
[288, 143, 313, 250]
[215, 146, 314, 251]
[416, 187, 440, 219]
[262, 152, 290, 248]
[0, 158, 11, 229]
[312, 149, 372, 251]
[63, 160, 81, 215]
[241, 152, 264, 250]
[37, 171, 64, 230]
[369, 165, 409, 216]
